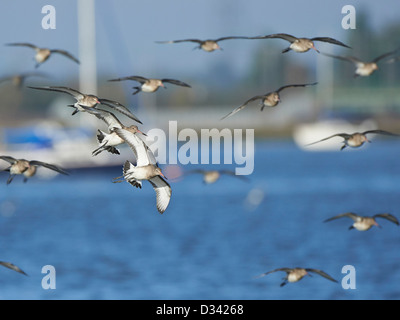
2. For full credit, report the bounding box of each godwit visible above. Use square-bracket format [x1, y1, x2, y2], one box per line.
[186, 169, 249, 184]
[324, 212, 399, 231]
[0, 156, 68, 184]
[112, 128, 171, 214]
[0, 72, 47, 88]
[305, 130, 399, 150]
[255, 267, 338, 287]
[221, 82, 317, 120]
[28, 86, 142, 124]
[321, 49, 399, 77]
[156, 36, 258, 52]
[6, 42, 79, 68]
[253, 33, 350, 53]
[79, 106, 146, 156]
[108, 75, 191, 95]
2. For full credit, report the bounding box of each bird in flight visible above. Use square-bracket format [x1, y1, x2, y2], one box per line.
[305, 130, 399, 150]
[112, 128, 171, 214]
[321, 49, 399, 77]
[156, 36, 257, 52]
[255, 267, 338, 287]
[0, 156, 68, 184]
[324, 212, 399, 231]
[186, 169, 249, 184]
[79, 106, 146, 156]
[0, 72, 47, 88]
[6, 43, 79, 68]
[253, 33, 350, 53]
[28, 86, 142, 124]
[108, 75, 191, 95]
[221, 82, 317, 120]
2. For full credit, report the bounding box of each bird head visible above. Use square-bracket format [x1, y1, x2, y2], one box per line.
[309, 42, 320, 53]
[156, 167, 167, 179]
[87, 95, 100, 105]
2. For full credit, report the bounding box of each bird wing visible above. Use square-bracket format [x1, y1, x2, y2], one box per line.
[98, 99, 142, 124]
[255, 33, 298, 42]
[219, 170, 250, 182]
[254, 267, 292, 279]
[27, 86, 85, 100]
[0, 156, 17, 164]
[160, 79, 191, 87]
[372, 50, 398, 63]
[155, 39, 203, 44]
[6, 42, 39, 50]
[276, 82, 318, 93]
[306, 269, 338, 282]
[108, 75, 149, 83]
[0, 261, 27, 276]
[362, 129, 399, 137]
[321, 52, 363, 65]
[81, 107, 123, 131]
[324, 212, 360, 223]
[28, 161, 69, 175]
[220, 96, 265, 120]
[385, 56, 400, 64]
[185, 169, 208, 176]
[311, 37, 351, 48]
[305, 133, 352, 146]
[214, 36, 256, 42]
[373, 213, 399, 225]
[148, 175, 172, 214]
[50, 49, 80, 64]
[114, 128, 150, 166]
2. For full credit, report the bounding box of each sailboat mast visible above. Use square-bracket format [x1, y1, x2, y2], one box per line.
[77, 0, 97, 96]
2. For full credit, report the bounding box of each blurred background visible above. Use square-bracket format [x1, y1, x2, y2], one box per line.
[1, 0, 400, 149]
[0, 0, 400, 300]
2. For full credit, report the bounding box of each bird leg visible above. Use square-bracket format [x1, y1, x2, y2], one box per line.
[67, 105, 79, 116]
[6, 174, 15, 185]
[112, 175, 125, 183]
[131, 87, 141, 95]
[92, 143, 106, 156]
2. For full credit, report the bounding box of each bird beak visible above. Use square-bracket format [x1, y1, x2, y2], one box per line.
[159, 171, 168, 180]
[137, 129, 147, 137]
[312, 44, 320, 53]
[375, 221, 381, 228]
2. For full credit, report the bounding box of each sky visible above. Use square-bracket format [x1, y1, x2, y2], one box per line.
[1, 0, 399, 89]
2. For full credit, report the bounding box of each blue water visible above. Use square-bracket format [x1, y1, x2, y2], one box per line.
[1, 139, 400, 300]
